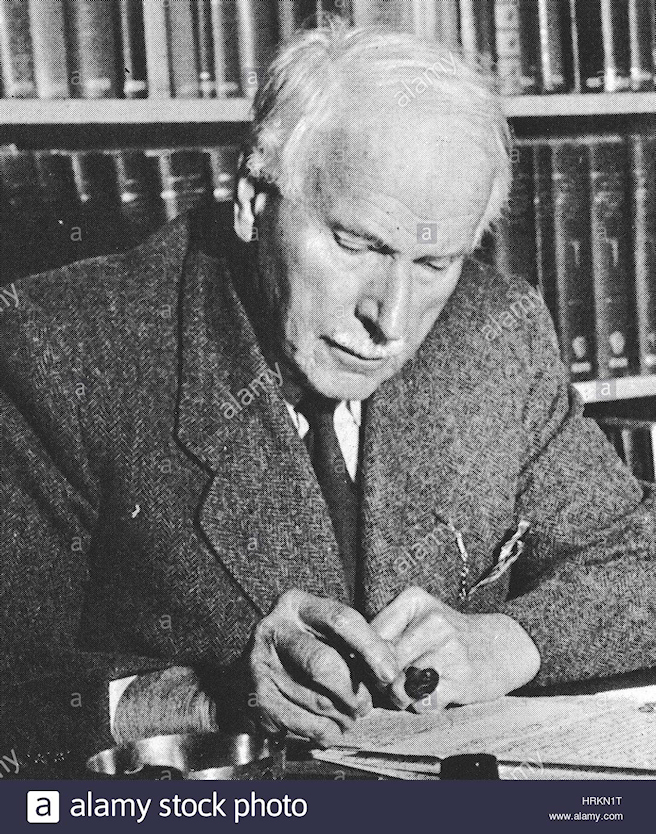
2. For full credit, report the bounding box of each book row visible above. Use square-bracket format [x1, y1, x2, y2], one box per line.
[495, 133, 656, 382]
[0, 144, 238, 282]
[1, 1, 655, 100]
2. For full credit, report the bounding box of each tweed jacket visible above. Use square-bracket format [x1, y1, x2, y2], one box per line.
[2, 205, 656, 762]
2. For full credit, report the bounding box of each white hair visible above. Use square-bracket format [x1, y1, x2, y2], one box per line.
[246, 20, 512, 237]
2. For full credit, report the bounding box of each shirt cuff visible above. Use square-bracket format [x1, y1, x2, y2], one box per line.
[108, 675, 137, 740]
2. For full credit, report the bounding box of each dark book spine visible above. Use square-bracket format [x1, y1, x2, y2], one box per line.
[143, 0, 171, 98]
[621, 426, 654, 482]
[166, 0, 199, 98]
[0, 146, 48, 280]
[532, 143, 558, 323]
[517, 0, 540, 94]
[119, 0, 148, 98]
[69, 150, 126, 257]
[236, 0, 279, 98]
[494, 143, 537, 285]
[208, 145, 239, 202]
[196, 0, 216, 97]
[66, 0, 120, 98]
[589, 138, 635, 379]
[156, 148, 212, 221]
[494, 0, 523, 94]
[113, 149, 166, 243]
[629, 134, 656, 374]
[28, 0, 70, 98]
[573, 0, 605, 91]
[536, 0, 567, 92]
[551, 141, 596, 381]
[459, 0, 496, 71]
[210, 0, 240, 97]
[574, 0, 631, 92]
[32, 149, 83, 270]
[628, 0, 654, 90]
[0, 0, 36, 97]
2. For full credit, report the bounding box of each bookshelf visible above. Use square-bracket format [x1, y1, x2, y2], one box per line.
[1, 1, 655, 408]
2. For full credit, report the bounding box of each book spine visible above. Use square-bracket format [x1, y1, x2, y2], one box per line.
[551, 141, 596, 381]
[208, 145, 239, 202]
[210, 0, 241, 97]
[627, 0, 654, 90]
[620, 425, 654, 482]
[565, 0, 581, 91]
[236, 0, 279, 98]
[536, 0, 567, 92]
[66, 0, 119, 98]
[434, 0, 460, 49]
[532, 142, 558, 323]
[28, 0, 70, 98]
[196, 0, 216, 97]
[351, 0, 414, 31]
[119, 0, 148, 98]
[156, 148, 212, 221]
[113, 149, 166, 243]
[410, 0, 437, 39]
[629, 134, 656, 374]
[494, 143, 537, 285]
[600, 0, 631, 91]
[459, 0, 496, 70]
[70, 150, 129, 258]
[167, 0, 199, 98]
[143, 0, 171, 98]
[0, 0, 36, 97]
[32, 149, 82, 270]
[494, 0, 522, 95]
[278, 1, 320, 41]
[573, 0, 605, 91]
[517, 0, 540, 94]
[589, 138, 635, 379]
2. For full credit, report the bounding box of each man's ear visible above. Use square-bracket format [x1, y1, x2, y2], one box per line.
[234, 175, 269, 243]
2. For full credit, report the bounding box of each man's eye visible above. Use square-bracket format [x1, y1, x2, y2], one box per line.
[420, 260, 449, 273]
[333, 233, 368, 253]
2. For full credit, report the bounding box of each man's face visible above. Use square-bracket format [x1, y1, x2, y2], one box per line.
[249, 110, 494, 400]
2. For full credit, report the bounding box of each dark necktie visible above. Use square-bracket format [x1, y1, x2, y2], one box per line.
[295, 393, 359, 604]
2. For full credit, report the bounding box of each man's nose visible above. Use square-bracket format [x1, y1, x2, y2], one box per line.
[356, 258, 411, 343]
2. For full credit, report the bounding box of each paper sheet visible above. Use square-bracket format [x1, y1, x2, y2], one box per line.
[318, 688, 656, 772]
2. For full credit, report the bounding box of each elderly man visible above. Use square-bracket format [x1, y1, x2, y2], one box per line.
[2, 24, 656, 766]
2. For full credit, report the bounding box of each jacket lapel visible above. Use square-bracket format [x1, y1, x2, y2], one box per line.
[175, 232, 347, 617]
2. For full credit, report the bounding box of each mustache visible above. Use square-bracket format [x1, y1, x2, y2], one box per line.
[328, 331, 406, 360]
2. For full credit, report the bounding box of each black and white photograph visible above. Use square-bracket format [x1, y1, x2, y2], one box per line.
[2, 0, 656, 827]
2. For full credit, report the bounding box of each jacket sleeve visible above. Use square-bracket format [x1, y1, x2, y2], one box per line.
[500, 301, 656, 687]
[0, 278, 171, 775]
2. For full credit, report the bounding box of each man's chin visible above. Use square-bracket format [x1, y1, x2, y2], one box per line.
[303, 367, 388, 401]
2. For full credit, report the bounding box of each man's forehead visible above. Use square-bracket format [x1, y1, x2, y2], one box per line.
[318, 110, 494, 241]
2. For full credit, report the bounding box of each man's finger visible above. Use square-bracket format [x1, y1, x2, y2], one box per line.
[369, 587, 430, 642]
[258, 682, 345, 748]
[297, 596, 399, 684]
[269, 666, 356, 733]
[274, 626, 365, 716]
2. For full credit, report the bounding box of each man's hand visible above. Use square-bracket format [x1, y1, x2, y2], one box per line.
[249, 589, 399, 747]
[371, 587, 540, 712]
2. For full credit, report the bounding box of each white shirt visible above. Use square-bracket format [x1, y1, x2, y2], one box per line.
[109, 399, 363, 736]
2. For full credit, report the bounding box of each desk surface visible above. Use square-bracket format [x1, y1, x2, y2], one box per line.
[5, 669, 656, 780]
